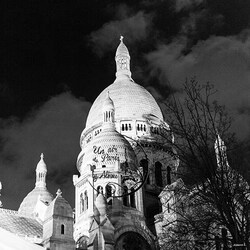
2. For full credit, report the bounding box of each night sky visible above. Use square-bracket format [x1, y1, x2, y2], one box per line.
[0, 0, 250, 210]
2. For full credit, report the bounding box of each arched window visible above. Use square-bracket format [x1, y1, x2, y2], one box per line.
[76, 236, 88, 249]
[130, 188, 136, 208]
[122, 124, 124, 131]
[129, 124, 132, 130]
[97, 186, 103, 195]
[123, 186, 129, 206]
[106, 184, 112, 199]
[125, 124, 128, 131]
[167, 166, 171, 185]
[106, 184, 113, 205]
[61, 224, 65, 235]
[84, 191, 88, 210]
[155, 162, 163, 187]
[80, 193, 84, 213]
[140, 159, 149, 184]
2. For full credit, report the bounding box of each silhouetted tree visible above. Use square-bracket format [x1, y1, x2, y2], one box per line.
[151, 79, 250, 250]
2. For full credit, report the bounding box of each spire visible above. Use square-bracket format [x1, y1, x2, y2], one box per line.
[35, 153, 47, 188]
[214, 133, 229, 170]
[115, 36, 132, 79]
[102, 92, 115, 129]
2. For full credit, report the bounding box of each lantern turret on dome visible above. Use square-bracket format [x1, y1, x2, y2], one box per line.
[115, 36, 132, 80]
[36, 153, 47, 188]
[82, 37, 163, 134]
[102, 92, 115, 129]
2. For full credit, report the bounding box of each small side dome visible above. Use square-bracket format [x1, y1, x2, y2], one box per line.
[77, 94, 137, 174]
[18, 188, 53, 217]
[45, 189, 73, 220]
[78, 128, 137, 173]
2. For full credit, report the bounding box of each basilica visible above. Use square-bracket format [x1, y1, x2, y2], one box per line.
[0, 37, 177, 249]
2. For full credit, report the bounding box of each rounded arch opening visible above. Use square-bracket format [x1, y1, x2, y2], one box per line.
[61, 224, 65, 235]
[140, 159, 149, 184]
[155, 161, 163, 187]
[106, 184, 113, 205]
[84, 190, 88, 210]
[97, 185, 103, 195]
[167, 165, 171, 185]
[115, 232, 152, 250]
[122, 185, 129, 206]
[76, 235, 89, 250]
[130, 187, 136, 208]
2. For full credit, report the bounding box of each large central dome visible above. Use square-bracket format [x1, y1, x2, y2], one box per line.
[85, 79, 163, 129]
[85, 37, 163, 131]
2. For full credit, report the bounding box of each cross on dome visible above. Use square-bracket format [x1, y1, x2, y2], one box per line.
[37, 153, 47, 170]
[35, 153, 47, 188]
[56, 189, 62, 196]
[120, 35, 124, 42]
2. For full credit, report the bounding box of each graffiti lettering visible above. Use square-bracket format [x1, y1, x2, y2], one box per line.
[93, 145, 120, 163]
[93, 171, 118, 182]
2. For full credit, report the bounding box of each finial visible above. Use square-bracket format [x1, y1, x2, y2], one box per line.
[56, 189, 62, 196]
[40, 153, 44, 160]
[120, 35, 124, 43]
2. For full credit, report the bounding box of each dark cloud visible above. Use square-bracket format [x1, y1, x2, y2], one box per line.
[174, 0, 204, 12]
[180, 10, 224, 46]
[0, 92, 91, 210]
[89, 6, 152, 57]
[146, 30, 250, 140]
[1, 0, 250, 211]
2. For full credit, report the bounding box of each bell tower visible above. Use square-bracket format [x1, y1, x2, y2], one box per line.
[115, 36, 132, 79]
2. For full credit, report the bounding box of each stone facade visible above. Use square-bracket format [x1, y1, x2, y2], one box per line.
[0, 38, 177, 250]
[74, 37, 177, 250]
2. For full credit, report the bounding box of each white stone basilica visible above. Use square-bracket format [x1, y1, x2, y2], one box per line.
[0, 37, 178, 250]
